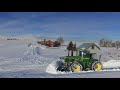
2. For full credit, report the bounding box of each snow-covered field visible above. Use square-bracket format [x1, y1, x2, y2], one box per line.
[1, 39, 120, 78]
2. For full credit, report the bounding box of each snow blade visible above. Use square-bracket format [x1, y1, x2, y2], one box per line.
[56, 61, 70, 72]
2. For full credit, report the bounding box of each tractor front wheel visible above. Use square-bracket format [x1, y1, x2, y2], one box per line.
[70, 61, 83, 72]
[91, 61, 103, 71]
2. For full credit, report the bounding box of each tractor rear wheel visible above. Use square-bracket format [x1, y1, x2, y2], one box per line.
[91, 61, 103, 71]
[70, 61, 83, 72]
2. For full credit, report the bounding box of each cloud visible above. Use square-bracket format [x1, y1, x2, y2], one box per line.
[0, 12, 120, 41]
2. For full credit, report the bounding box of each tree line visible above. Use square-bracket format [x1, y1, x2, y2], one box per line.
[56, 36, 64, 44]
[99, 38, 120, 49]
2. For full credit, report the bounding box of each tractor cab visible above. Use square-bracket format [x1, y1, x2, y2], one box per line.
[79, 49, 92, 58]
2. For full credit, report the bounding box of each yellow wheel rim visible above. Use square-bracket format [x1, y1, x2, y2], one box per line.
[95, 63, 102, 71]
[73, 65, 81, 72]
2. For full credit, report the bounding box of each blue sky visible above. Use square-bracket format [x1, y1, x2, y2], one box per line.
[0, 12, 120, 41]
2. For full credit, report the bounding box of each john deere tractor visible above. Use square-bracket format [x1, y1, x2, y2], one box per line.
[58, 49, 103, 72]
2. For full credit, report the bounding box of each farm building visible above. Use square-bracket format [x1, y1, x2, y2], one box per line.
[77, 43, 101, 54]
[76, 43, 101, 59]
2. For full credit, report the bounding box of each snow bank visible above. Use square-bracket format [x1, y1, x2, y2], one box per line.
[103, 60, 120, 69]
[100, 48, 120, 61]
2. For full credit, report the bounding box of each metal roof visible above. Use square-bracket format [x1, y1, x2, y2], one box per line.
[77, 43, 100, 50]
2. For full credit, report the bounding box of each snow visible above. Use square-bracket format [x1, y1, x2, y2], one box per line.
[46, 61, 65, 74]
[103, 60, 120, 68]
[0, 35, 39, 41]
[0, 40, 120, 78]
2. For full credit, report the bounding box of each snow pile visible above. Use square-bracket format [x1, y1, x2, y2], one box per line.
[100, 48, 120, 62]
[22, 42, 44, 64]
[103, 60, 120, 69]
[38, 45, 46, 49]
[46, 60, 70, 74]
[46, 61, 60, 74]
[21, 42, 54, 65]
[107, 49, 120, 60]
[24, 43, 42, 56]
[21, 55, 46, 64]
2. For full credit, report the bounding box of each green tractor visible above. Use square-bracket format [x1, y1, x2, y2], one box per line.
[58, 49, 103, 72]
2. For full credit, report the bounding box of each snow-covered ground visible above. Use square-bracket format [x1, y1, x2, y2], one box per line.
[1, 39, 120, 78]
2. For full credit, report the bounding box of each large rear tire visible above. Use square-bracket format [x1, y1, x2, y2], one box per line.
[91, 61, 103, 71]
[70, 61, 83, 72]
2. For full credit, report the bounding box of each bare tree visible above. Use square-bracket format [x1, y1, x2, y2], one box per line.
[110, 40, 112, 47]
[116, 41, 119, 50]
[112, 42, 116, 47]
[99, 38, 120, 48]
[56, 36, 64, 44]
[99, 38, 105, 47]
[118, 42, 120, 49]
[67, 41, 73, 56]
[99, 39, 102, 47]
[44, 39, 46, 45]
[72, 43, 77, 56]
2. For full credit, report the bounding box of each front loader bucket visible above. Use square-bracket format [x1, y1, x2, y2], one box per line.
[56, 61, 69, 72]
